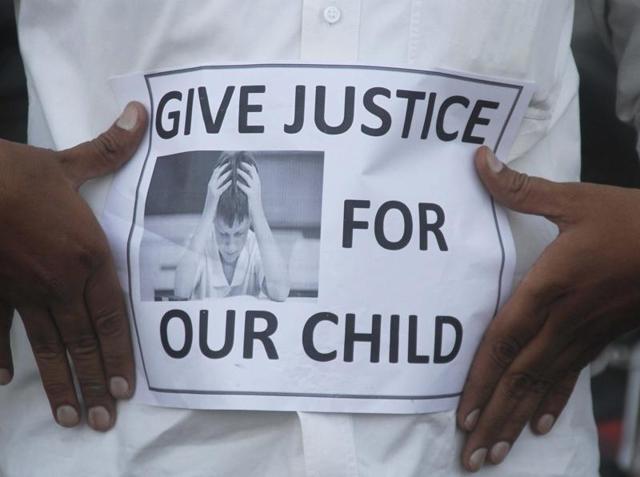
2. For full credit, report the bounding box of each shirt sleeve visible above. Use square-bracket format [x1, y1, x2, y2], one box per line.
[177, 233, 205, 300]
[589, 0, 640, 155]
[247, 231, 266, 297]
[253, 246, 267, 297]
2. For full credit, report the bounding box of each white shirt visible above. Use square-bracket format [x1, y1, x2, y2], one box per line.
[7, 0, 640, 475]
[191, 230, 265, 300]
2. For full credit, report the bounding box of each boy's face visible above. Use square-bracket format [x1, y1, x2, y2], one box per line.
[214, 216, 251, 264]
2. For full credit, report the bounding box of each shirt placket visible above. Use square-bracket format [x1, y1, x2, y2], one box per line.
[298, 2, 361, 476]
[300, 0, 362, 61]
[298, 411, 359, 477]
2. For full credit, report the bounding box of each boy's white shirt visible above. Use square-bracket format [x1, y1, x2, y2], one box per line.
[7, 0, 639, 475]
[192, 229, 265, 300]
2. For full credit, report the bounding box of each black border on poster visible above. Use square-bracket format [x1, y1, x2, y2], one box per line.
[126, 63, 523, 401]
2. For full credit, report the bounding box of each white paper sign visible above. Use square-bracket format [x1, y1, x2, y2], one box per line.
[105, 63, 533, 413]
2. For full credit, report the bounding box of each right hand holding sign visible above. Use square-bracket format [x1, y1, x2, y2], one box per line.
[0, 102, 147, 431]
[458, 146, 640, 471]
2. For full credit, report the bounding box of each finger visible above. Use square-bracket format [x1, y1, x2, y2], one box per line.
[217, 157, 229, 170]
[0, 301, 14, 384]
[237, 169, 252, 187]
[461, 292, 588, 471]
[217, 170, 232, 187]
[211, 171, 230, 192]
[461, 321, 566, 471]
[218, 180, 232, 194]
[237, 182, 249, 195]
[240, 161, 257, 177]
[462, 383, 545, 471]
[18, 305, 81, 428]
[84, 259, 135, 400]
[456, 272, 559, 432]
[457, 235, 575, 433]
[529, 335, 607, 435]
[474, 146, 571, 224]
[57, 102, 148, 188]
[50, 298, 116, 432]
[213, 162, 230, 179]
[531, 371, 579, 435]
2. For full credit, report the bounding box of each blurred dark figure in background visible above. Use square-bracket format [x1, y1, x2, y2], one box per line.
[574, 1, 640, 188]
[572, 3, 639, 477]
[0, 2, 27, 143]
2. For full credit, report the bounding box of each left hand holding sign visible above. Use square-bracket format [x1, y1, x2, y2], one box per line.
[457, 146, 640, 472]
[0, 102, 147, 432]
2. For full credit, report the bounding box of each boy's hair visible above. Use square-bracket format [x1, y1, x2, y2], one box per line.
[215, 151, 258, 226]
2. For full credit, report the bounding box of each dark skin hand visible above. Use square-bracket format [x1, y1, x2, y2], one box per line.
[457, 146, 640, 471]
[0, 102, 147, 431]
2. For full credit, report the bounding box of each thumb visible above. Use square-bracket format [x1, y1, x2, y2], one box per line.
[58, 101, 148, 188]
[474, 145, 567, 221]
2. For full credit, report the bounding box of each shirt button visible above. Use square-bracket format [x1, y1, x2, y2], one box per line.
[323, 5, 342, 24]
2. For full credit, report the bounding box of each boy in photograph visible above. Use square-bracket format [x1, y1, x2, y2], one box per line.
[174, 151, 290, 301]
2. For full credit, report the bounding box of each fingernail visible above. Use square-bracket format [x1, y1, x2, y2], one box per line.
[56, 405, 80, 428]
[464, 409, 480, 432]
[0, 368, 11, 385]
[537, 414, 556, 434]
[490, 441, 511, 464]
[88, 406, 112, 431]
[109, 376, 130, 399]
[116, 103, 139, 131]
[469, 448, 488, 472]
[484, 148, 504, 173]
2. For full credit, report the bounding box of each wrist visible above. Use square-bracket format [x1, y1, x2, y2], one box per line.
[252, 210, 269, 234]
[203, 198, 218, 219]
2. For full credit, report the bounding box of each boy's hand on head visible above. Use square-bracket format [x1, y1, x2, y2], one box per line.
[237, 162, 264, 219]
[0, 102, 147, 432]
[457, 146, 640, 472]
[204, 162, 231, 217]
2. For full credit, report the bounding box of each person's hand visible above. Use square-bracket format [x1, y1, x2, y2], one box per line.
[0, 102, 147, 431]
[237, 162, 264, 220]
[457, 146, 640, 471]
[203, 161, 231, 218]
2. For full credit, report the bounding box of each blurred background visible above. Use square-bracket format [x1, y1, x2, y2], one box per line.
[0, 1, 26, 143]
[1, 1, 639, 474]
[573, 4, 640, 477]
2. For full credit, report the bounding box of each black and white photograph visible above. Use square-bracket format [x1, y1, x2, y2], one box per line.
[139, 150, 324, 302]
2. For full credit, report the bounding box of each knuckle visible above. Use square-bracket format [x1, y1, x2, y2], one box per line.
[39, 271, 73, 301]
[34, 250, 107, 303]
[65, 333, 100, 358]
[32, 341, 65, 362]
[80, 377, 108, 397]
[489, 338, 521, 369]
[506, 172, 533, 206]
[504, 373, 531, 400]
[503, 371, 550, 401]
[75, 241, 108, 272]
[32, 342, 64, 362]
[93, 309, 125, 338]
[519, 274, 563, 302]
[93, 130, 125, 166]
